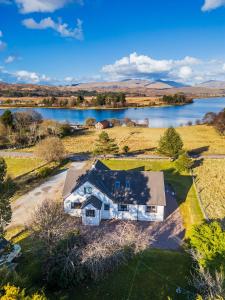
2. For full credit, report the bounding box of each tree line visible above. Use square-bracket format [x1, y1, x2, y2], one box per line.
[162, 94, 193, 105]
[0, 110, 71, 148]
[202, 108, 225, 135]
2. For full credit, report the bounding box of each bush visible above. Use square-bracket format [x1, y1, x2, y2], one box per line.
[85, 118, 96, 127]
[35, 137, 66, 162]
[37, 167, 52, 178]
[123, 145, 130, 154]
[189, 221, 225, 270]
[175, 152, 193, 172]
[0, 284, 46, 300]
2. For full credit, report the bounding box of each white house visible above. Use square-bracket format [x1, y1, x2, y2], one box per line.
[63, 160, 166, 226]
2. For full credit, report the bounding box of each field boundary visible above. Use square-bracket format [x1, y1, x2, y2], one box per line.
[190, 170, 209, 221]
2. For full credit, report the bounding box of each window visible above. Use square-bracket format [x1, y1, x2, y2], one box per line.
[115, 181, 120, 189]
[86, 210, 95, 217]
[146, 206, 157, 213]
[104, 204, 110, 211]
[71, 202, 81, 209]
[118, 204, 129, 211]
[125, 180, 130, 189]
[84, 187, 92, 194]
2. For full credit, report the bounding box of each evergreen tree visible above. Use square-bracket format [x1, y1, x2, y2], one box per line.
[0, 110, 13, 127]
[175, 152, 193, 172]
[93, 131, 119, 156]
[158, 127, 183, 159]
[0, 157, 12, 237]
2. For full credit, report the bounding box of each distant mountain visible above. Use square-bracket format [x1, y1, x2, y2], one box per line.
[72, 79, 188, 90]
[197, 80, 225, 89]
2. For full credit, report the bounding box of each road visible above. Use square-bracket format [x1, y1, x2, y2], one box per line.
[8, 161, 86, 229]
[1, 151, 225, 160]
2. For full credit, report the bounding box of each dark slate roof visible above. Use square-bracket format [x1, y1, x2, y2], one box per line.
[63, 160, 166, 206]
[81, 196, 103, 209]
[62, 163, 91, 199]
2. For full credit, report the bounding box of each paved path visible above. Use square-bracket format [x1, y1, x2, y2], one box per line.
[8, 161, 86, 229]
[0, 151, 34, 158]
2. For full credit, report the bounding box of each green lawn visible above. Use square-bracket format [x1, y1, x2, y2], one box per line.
[66, 250, 192, 300]
[5, 157, 44, 178]
[102, 159, 203, 236]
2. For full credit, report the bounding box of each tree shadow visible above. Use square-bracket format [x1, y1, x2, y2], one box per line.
[163, 168, 193, 208]
[188, 146, 209, 157]
[125, 147, 156, 156]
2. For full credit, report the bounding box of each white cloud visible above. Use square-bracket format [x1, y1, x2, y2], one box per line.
[202, 0, 225, 11]
[102, 52, 225, 83]
[5, 55, 16, 64]
[15, 70, 51, 83]
[14, 0, 83, 13]
[22, 17, 83, 40]
[178, 66, 193, 79]
[102, 52, 200, 82]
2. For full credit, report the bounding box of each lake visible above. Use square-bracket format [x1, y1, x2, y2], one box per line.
[0, 97, 224, 128]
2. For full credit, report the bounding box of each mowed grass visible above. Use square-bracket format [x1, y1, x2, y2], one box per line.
[102, 159, 203, 236]
[194, 159, 225, 221]
[62, 125, 225, 155]
[69, 250, 192, 300]
[4, 157, 44, 178]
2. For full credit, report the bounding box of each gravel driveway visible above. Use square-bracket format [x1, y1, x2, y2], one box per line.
[8, 162, 86, 229]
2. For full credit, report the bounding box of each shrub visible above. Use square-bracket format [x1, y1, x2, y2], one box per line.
[35, 137, 66, 162]
[123, 145, 130, 154]
[189, 221, 225, 270]
[175, 152, 193, 172]
[85, 118, 96, 127]
[37, 167, 52, 178]
[0, 284, 46, 300]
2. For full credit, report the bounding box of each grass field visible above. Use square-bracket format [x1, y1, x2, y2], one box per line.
[5, 157, 44, 178]
[194, 159, 225, 221]
[102, 159, 203, 236]
[61, 125, 225, 155]
[73, 250, 192, 300]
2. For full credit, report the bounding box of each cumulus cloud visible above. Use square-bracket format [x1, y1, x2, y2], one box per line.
[14, 70, 51, 83]
[102, 52, 200, 82]
[102, 52, 225, 83]
[5, 55, 17, 64]
[22, 17, 83, 40]
[202, 0, 225, 11]
[14, 0, 83, 13]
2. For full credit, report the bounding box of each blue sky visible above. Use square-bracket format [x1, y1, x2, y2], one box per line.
[1, 0, 225, 84]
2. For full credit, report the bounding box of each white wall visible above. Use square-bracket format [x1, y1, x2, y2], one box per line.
[64, 181, 165, 223]
[82, 203, 101, 226]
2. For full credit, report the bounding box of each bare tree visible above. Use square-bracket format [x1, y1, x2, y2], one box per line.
[81, 221, 148, 280]
[28, 198, 74, 254]
[35, 137, 66, 162]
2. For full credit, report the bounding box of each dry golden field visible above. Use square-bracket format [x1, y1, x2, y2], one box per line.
[62, 125, 225, 155]
[193, 159, 225, 221]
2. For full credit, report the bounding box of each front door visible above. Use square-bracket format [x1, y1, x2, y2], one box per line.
[82, 207, 101, 225]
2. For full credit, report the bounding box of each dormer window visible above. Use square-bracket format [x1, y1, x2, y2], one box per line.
[125, 180, 130, 189]
[84, 187, 92, 194]
[115, 181, 120, 190]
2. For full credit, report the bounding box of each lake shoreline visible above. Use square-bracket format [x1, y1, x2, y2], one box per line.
[0, 98, 224, 128]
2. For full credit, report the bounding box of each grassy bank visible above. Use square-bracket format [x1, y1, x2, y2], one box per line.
[102, 159, 203, 236]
